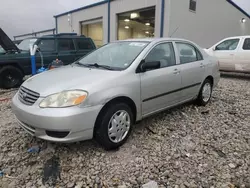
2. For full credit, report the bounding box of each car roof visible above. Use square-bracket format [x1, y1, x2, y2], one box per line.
[118, 37, 195, 43]
[223, 35, 250, 39]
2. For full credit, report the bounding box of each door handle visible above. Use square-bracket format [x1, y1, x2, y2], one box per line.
[173, 69, 180, 74]
[200, 63, 205, 68]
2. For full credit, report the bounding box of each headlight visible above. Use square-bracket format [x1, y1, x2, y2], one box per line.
[39, 90, 88, 108]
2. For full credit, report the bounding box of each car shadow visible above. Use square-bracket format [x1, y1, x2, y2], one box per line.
[220, 71, 250, 80]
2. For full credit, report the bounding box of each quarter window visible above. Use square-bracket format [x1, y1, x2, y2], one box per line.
[176, 42, 202, 64]
[242, 38, 250, 50]
[58, 39, 75, 51]
[37, 39, 55, 52]
[215, 39, 239, 51]
[145, 43, 176, 68]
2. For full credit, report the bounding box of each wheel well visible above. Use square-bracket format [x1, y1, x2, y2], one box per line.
[0, 64, 24, 75]
[94, 96, 137, 133]
[205, 76, 214, 87]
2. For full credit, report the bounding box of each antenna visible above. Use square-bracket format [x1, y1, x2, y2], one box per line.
[170, 27, 179, 38]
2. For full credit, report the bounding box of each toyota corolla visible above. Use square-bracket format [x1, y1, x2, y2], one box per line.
[11, 38, 220, 150]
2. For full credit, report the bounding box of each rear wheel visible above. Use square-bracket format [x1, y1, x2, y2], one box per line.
[0, 65, 23, 89]
[196, 79, 213, 106]
[94, 103, 134, 150]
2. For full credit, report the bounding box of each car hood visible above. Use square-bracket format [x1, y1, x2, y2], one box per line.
[22, 65, 121, 97]
[0, 28, 19, 52]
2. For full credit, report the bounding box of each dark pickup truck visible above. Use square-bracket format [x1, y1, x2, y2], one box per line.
[0, 28, 96, 89]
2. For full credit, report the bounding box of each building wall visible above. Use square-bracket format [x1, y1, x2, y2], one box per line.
[110, 0, 162, 41]
[166, 0, 250, 48]
[57, 4, 108, 44]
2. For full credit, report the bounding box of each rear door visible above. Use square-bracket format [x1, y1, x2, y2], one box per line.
[140, 42, 182, 116]
[174, 42, 206, 101]
[212, 38, 240, 71]
[57, 38, 76, 65]
[35, 38, 57, 68]
[74, 38, 96, 61]
[234, 37, 250, 73]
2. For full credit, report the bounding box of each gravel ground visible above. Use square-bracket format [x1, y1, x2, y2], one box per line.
[0, 74, 250, 188]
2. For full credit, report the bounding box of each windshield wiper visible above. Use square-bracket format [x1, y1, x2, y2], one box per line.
[84, 63, 114, 70]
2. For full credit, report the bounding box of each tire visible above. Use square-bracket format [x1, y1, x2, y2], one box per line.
[196, 79, 213, 106]
[0, 65, 23, 89]
[94, 103, 134, 150]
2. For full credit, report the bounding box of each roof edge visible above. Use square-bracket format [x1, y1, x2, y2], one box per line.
[227, 0, 250, 19]
[54, 0, 109, 18]
[14, 28, 55, 38]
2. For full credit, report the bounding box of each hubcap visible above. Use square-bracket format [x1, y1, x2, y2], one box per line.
[108, 110, 131, 143]
[202, 83, 212, 102]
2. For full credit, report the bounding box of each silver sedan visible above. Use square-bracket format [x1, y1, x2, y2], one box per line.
[11, 38, 220, 150]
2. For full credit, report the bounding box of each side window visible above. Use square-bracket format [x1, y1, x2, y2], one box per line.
[215, 39, 239, 51]
[75, 38, 94, 50]
[58, 39, 75, 51]
[145, 43, 176, 68]
[176, 42, 201, 64]
[242, 38, 250, 50]
[189, 0, 197, 12]
[37, 39, 55, 52]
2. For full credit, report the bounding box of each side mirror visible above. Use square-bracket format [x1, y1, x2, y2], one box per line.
[140, 60, 161, 72]
[212, 46, 216, 51]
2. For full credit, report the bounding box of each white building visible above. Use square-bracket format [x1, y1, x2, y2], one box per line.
[54, 0, 250, 48]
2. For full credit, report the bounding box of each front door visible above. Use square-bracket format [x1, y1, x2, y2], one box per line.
[175, 42, 206, 100]
[234, 38, 250, 72]
[212, 38, 240, 71]
[57, 38, 76, 65]
[140, 42, 182, 116]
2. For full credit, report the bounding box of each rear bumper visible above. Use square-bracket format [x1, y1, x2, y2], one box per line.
[11, 93, 103, 143]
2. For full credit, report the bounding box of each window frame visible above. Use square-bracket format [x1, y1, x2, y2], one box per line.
[36, 38, 56, 52]
[242, 38, 250, 50]
[137, 41, 177, 72]
[57, 38, 76, 52]
[175, 41, 203, 64]
[214, 38, 240, 51]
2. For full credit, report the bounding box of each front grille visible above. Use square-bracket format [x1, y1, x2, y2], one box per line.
[18, 86, 40, 105]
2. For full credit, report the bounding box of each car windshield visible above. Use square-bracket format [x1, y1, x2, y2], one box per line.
[18, 38, 37, 50]
[78, 41, 149, 70]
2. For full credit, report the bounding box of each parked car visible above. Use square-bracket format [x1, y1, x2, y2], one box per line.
[11, 38, 220, 150]
[204, 35, 250, 73]
[0, 28, 96, 89]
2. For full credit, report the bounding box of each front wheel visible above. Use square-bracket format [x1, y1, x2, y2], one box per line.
[196, 79, 213, 106]
[0, 66, 23, 89]
[94, 103, 134, 150]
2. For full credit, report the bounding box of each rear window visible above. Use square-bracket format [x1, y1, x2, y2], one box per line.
[75, 38, 94, 50]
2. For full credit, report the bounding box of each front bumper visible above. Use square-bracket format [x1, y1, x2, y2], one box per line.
[11, 93, 103, 143]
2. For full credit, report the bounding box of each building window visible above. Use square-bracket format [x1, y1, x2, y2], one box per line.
[189, 0, 197, 12]
[117, 7, 155, 40]
[81, 19, 103, 48]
